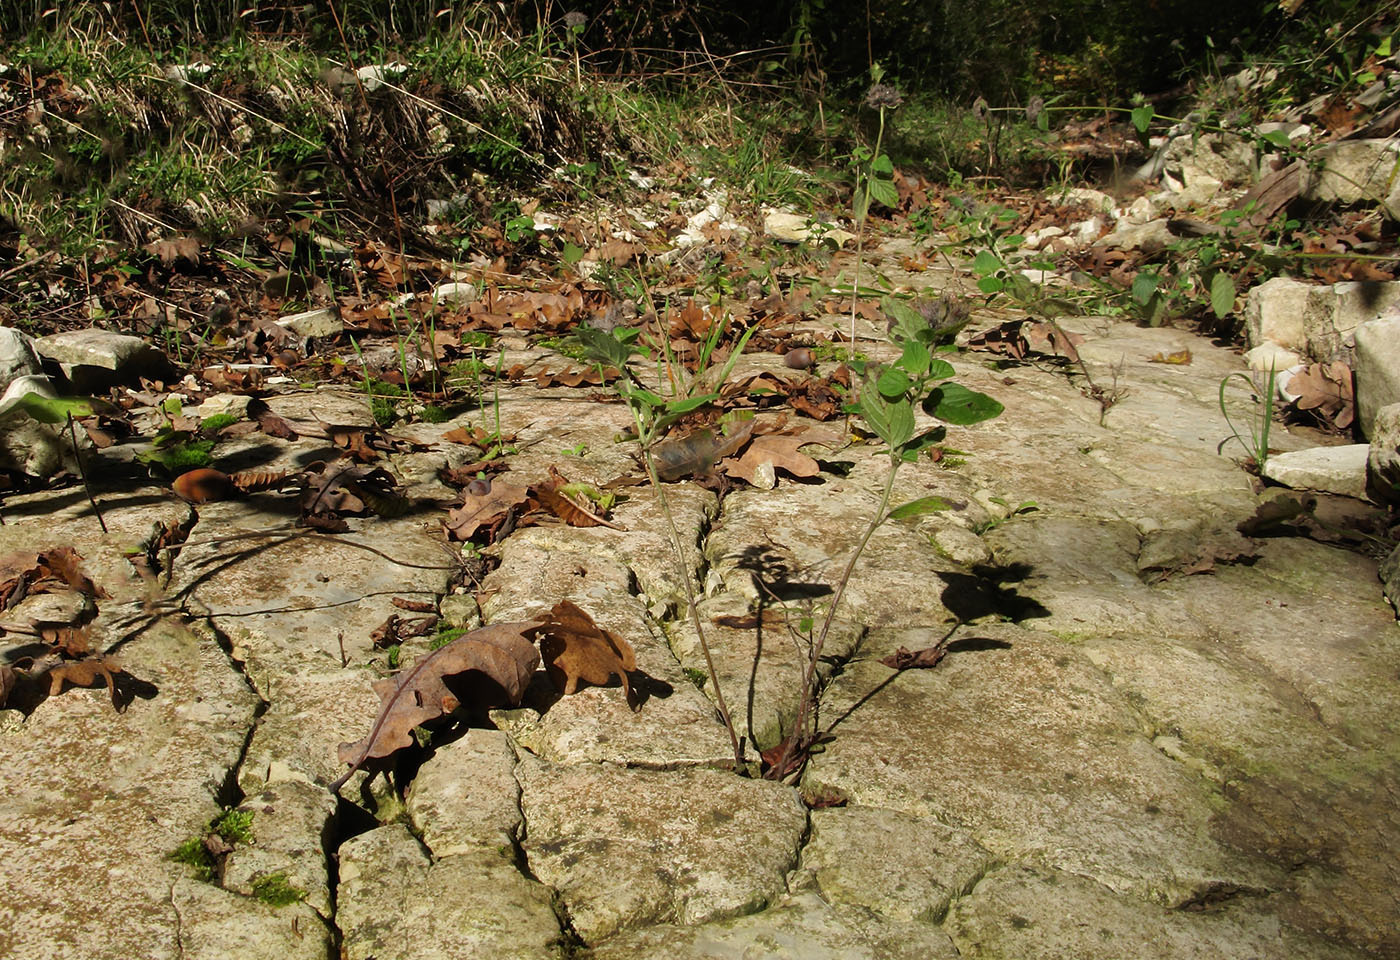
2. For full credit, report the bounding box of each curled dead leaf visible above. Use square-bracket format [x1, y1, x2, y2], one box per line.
[46, 655, 123, 704]
[446, 479, 531, 541]
[0, 664, 16, 707]
[332, 619, 543, 792]
[536, 600, 637, 707]
[173, 468, 237, 504]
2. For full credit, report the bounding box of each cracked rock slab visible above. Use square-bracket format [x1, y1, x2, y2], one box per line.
[0, 622, 259, 960]
[407, 728, 521, 859]
[483, 528, 733, 766]
[805, 624, 1277, 907]
[792, 805, 993, 922]
[220, 778, 337, 919]
[587, 891, 959, 959]
[337, 823, 561, 960]
[171, 877, 332, 960]
[945, 864, 1365, 960]
[518, 756, 806, 943]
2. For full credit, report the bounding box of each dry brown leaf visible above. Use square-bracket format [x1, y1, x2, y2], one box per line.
[1290, 361, 1355, 430]
[651, 421, 756, 482]
[0, 665, 16, 708]
[144, 236, 201, 265]
[332, 620, 543, 792]
[41, 624, 92, 657]
[445, 480, 530, 540]
[46, 655, 122, 702]
[721, 423, 840, 486]
[1, 547, 107, 611]
[879, 644, 949, 670]
[1148, 349, 1193, 364]
[532, 467, 607, 527]
[536, 600, 636, 705]
[172, 467, 235, 506]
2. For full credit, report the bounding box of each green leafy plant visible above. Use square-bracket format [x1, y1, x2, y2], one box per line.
[1219, 364, 1277, 473]
[578, 309, 758, 770]
[769, 296, 1003, 779]
[972, 498, 1040, 534]
[845, 65, 902, 357]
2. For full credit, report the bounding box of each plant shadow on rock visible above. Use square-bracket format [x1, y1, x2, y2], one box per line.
[727, 544, 836, 604]
[939, 562, 1050, 623]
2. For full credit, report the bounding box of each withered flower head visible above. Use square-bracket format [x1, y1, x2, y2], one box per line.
[863, 83, 904, 111]
[563, 11, 587, 29]
[972, 97, 990, 122]
[1025, 95, 1045, 125]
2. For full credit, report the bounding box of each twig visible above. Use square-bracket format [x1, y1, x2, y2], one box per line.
[66, 414, 106, 534]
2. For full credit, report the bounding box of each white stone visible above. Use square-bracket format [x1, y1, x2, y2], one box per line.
[1061, 187, 1116, 214]
[1300, 140, 1400, 218]
[1367, 402, 1400, 506]
[1093, 218, 1175, 255]
[1353, 314, 1400, 438]
[275, 307, 343, 338]
[1261, 445, 1371, 500]
[355, 62, 407, 92]
[762, 211, 853, 247]
[1244, 277, 1400, 362]
[430, 281, 479, 307]
[0, 325, 42, 387]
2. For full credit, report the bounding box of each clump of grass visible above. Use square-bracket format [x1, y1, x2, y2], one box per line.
[250, 871, 307, 907]
[169, 807, 255, 882]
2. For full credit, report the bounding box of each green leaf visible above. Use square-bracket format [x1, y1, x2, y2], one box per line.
[1209, 271, 1236, 319]
[858, 388, 915, 449]
[883, 299, 927, 343]
[868, 177, 899, 209]
[888, 495, 953, 520]
[927, 358, 956, 380]
[1261, 130, 1293, 149]
[575, 325, 632, 369]
[1036, 110, 1049, 132]
[1131, 272, 1160, 306]
[899, 339, 931, 378]
[923, 382, 1003, 425]
[853, 188, 871, 222]
[976, 276, 1005, 295]
[876, 365, 912, 399]
[871, 154, 894, 175]
[630, 388, 666, 407]
[971, 250, 1002, 276]
[1130, 105, 1154, 133]
[561, 242, 586, 265]
[10, 392, 96, 424]
[899, 426, 947, 462]
[663, 392, 719, 414]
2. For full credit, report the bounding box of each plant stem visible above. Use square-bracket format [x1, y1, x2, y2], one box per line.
[66, 413, 107, 533]
[849, 105, 887, 362]
[776, 451, 899, 779]
[640, 447, 745, 771]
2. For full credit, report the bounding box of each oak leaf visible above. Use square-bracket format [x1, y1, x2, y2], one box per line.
[536, 600, 637, 706]
[720, 422, 840, 486]
[46, 655, 123, 702]
[445, 479, 530, 540]
[332, 620, 543, 791]
[651, 420, 756, 482]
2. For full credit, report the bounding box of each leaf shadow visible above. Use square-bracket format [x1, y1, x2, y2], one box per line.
[939, 562, 1050, 623]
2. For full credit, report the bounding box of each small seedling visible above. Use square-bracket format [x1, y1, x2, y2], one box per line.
[973, 498, 1040, 534]
[1219, 364, 1277, 472]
